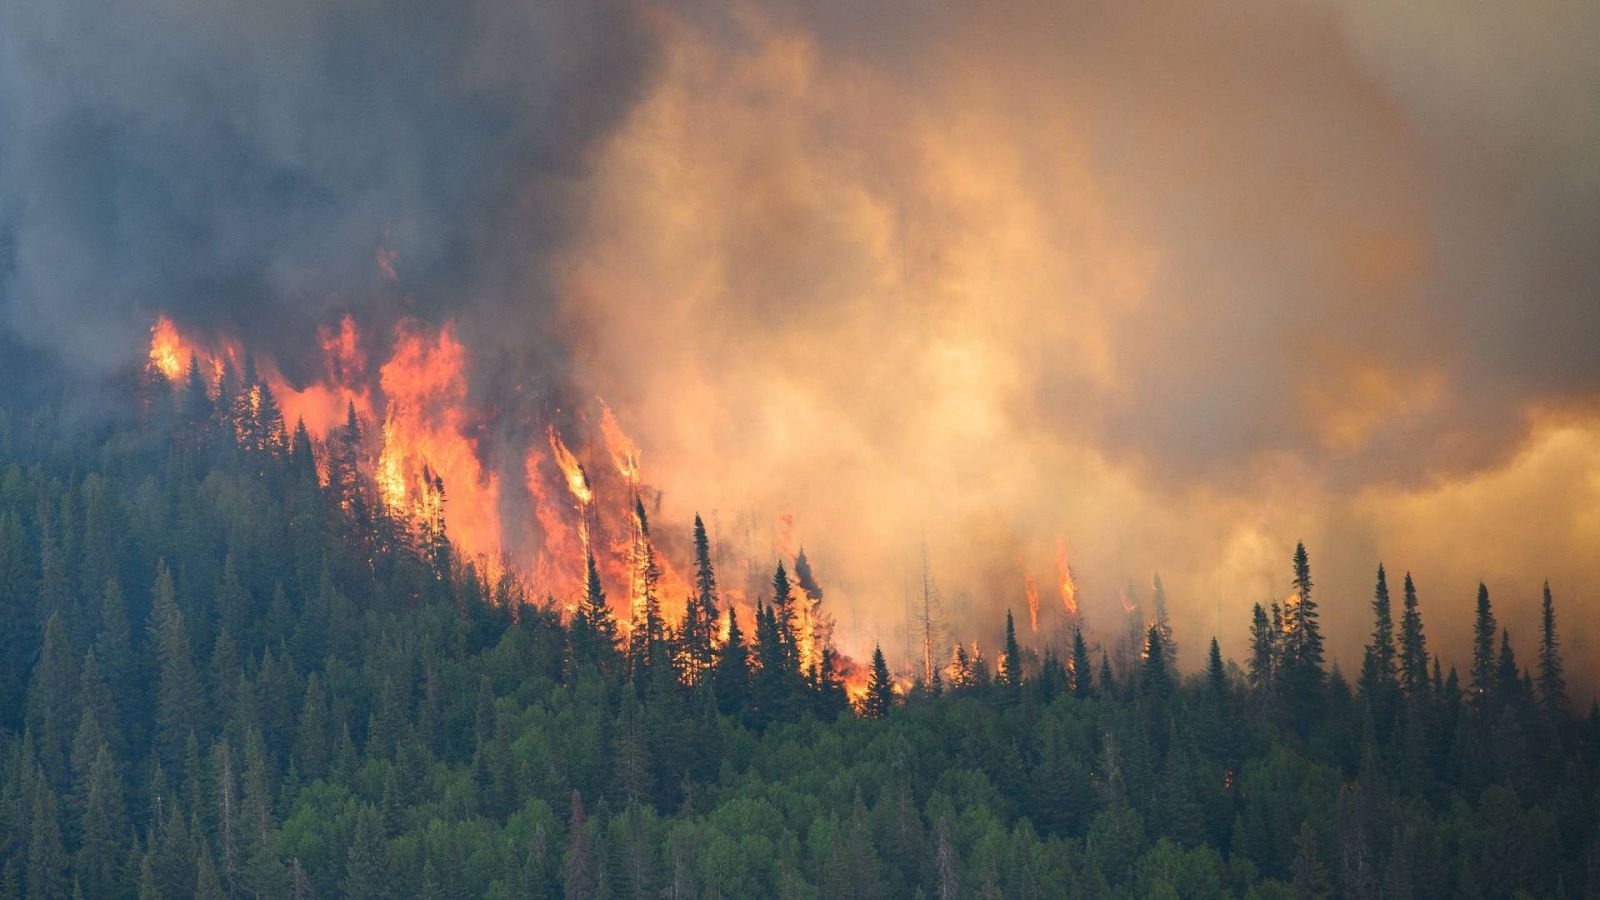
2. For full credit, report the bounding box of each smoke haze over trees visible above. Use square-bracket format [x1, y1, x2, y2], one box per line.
[2, 1, 1598, 677]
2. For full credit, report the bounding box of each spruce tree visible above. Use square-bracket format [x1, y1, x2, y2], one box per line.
[1246, 603, 1276, 695]
[1469, 582, 1496, 708]
[1206, 637, 1227, 700]
[1398, 572, 1429, 698]
[1151, 572, 1177, 671]
[571, 549, 619, 672]
[713, 606, 749, 718]
[998, 610, 1023, 692]
[342, 806, 394, 900]
[562, 792, 597, 900]
[1358, 564, 1399, 725]
[1282, 542, 1324, 677]
[1140, 626, 1172, 699]
[1070, 627, 1093, 698]
[1538, 581, 1568, 716]
[149, 561, 203, 768]
[862, 645, 894, 720]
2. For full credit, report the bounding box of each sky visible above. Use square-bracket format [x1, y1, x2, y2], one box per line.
[3, 0, 1597, 677]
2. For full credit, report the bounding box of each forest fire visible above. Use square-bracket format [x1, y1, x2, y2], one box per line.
[144, 311, 787, 648]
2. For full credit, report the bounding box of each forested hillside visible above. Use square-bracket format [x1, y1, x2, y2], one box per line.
[0, 369, 1596, 899]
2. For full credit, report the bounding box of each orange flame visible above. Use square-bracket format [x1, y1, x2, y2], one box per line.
[148, 315, 186, 381]
[1024, 574, 1040, 632]
[598, 398, 641, 486]
[1054, 534, 1079, 618]
[377, 320, 502, 571]
[548, 426, 594, 507]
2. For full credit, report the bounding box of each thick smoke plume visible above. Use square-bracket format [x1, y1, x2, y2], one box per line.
[4, 0, 1598, 679]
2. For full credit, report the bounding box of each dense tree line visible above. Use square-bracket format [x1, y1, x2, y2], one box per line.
[0, 367, 1595, 898]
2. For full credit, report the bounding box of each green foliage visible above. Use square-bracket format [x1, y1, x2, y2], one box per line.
[0, 389, 1585, 899]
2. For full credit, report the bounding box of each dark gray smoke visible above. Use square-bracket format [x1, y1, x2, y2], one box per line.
[0, 0, 653, 389]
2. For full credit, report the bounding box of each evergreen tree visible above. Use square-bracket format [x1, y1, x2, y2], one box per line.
[1246, 603, 1276, 696]
[342, 807, 394, 900]
[1151, 572, 1177, 671]
[1140, 626, 1173, 699]
[1469, 582, 1497, 708]
[26, 613, 78, 786]
[1070, 627, 1093, 698]
[713, 606, 749, 717]
[625, 499, 663, 680]
[75, 744, 126, 900]
[769, 561, 799, 668]
[27, 777, 69, 900]
[149, 561, 203, 768]
[861, 645, 894, 720]
[1358, 564, 1400, 728]
[1282, 542, 1324, 680]
[1496, 629, 1521, 700]
[563, 792, 597, 900]
[1538, 581, 1568, 716]
[570, 549, 619, 672]
[998, 610, 1023, 692]
[1206, 638, 1228, 702]
[1398, 572, 1429, 698]
[685, 514, 720, 689]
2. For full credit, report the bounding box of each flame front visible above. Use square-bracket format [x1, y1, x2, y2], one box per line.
[148, 316, 186, 381]
[146, 311, 837, 661]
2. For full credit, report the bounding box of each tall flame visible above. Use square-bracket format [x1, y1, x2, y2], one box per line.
[598, 398, 641, 488]
[377, 321, 502, 570]
[1055, 534, 1079, 619]
[1024, 574, 1040, 632]
[148, 315, 186, 381]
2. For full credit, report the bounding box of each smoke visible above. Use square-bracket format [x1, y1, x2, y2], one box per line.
[558, 0, 1600, 674]
[4, 0, 1597, 679]
[0, 0, 652, 386]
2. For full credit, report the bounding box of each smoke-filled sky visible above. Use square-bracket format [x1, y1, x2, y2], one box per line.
[3, 0, 1598, 676]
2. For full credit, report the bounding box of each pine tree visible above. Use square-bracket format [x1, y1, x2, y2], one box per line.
[1358, 564, 1400, 727]
[563, 792, 597, 900]
[149, 561, 203, 768]
[1140, 626, 1173, 699]
[26, 612, 78, 786]
[1200, 637, 1223, 694]
[26, 778, 69, 900]
[625, 499, 663, 680]
[342, 807, 394, 900]
[713, 607, 749, 717]
[751, 601, 793, 726]
[998, 610, 1023, 692]
[861, 645, 895, 719]
[770, 561, 799, 668]
[1070, 627, 1093, 698]
[685, 514, 720, 689]
[295, 673, 330, 780]
[570, 549, 619, 672]
[1151, 572, 1177, 671]
[1398, 572, 1429, 699]
[1246, 603, 1276, 696]
[1282, 542, 1324, 677]
[75, 743, 126, 900]
[1496, 629, 1520, 700]
[1538, 581, 1568, 716]
[1469, 583, 1497, 708]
